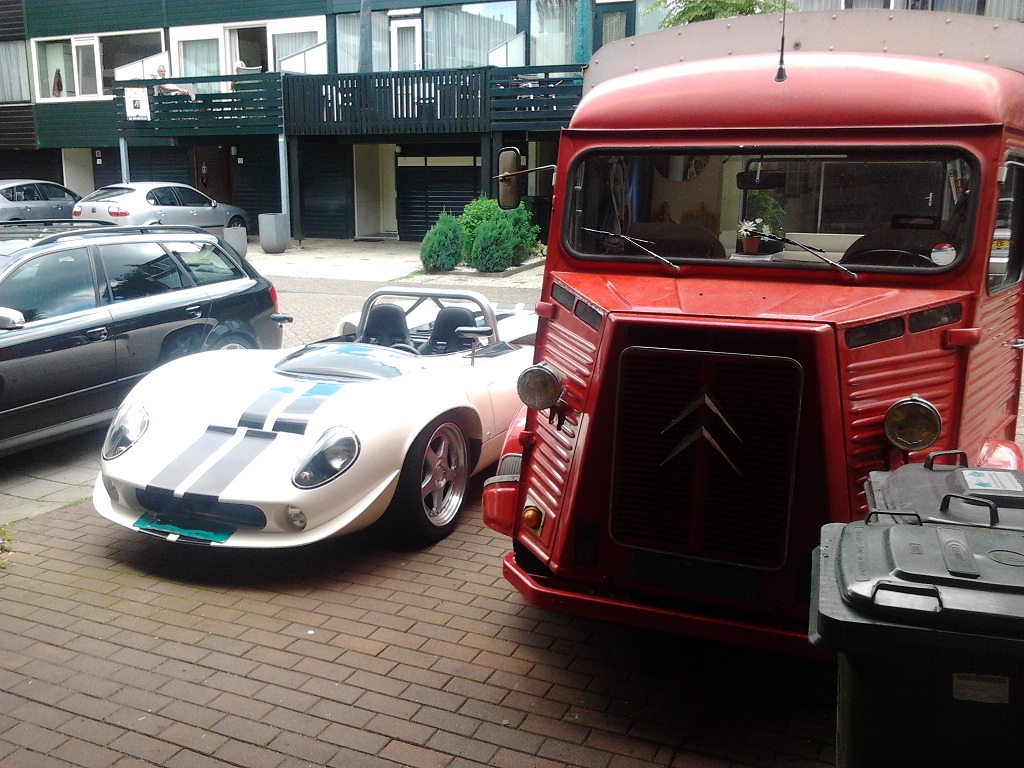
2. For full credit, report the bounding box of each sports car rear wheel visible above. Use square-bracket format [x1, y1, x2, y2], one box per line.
[390, 417, 470, 544]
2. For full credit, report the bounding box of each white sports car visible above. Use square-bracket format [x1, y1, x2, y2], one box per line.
[93, 288, 536, 547]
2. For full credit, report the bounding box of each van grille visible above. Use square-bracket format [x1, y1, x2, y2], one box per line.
[611, 346, 803, 569]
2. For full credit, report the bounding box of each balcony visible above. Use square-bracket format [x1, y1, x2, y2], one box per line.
[114, 66, 582, 141]
[116, 72, 284, 138]
[284, 66, 582, 136]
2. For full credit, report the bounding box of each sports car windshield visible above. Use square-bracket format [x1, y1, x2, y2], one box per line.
[565, 150, 974, 272]
[276, 342, 425, 380]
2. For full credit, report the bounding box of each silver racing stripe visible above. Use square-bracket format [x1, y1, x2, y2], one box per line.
[185, 429, 278, 497]
[238, 386, 297, 429]
[147, 425, 237, 491]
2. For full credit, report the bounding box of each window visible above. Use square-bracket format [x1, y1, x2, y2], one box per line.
[0, 41, 31, 103]
[531, 0, 579, 64]
[566, 149, 974, 272]
[38, 183, 77, 202]
[33, 31, 162, 100]
[0, 248, 96, 321]
[173, 187, 213, 206]
[99, 243, 187, 301]
[424, 2, 517, 69]
[989, 158, 1024, 291]
[179, 38, 219, 94]
[174, 242, 245, 285]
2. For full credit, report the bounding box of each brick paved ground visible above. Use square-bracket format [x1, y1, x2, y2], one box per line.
[1, 481, 836, 768]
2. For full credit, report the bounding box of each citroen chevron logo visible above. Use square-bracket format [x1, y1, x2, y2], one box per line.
[660, 387, 742, 474]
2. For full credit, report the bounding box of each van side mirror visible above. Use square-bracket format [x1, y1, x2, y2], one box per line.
[496, 147, 523, 210]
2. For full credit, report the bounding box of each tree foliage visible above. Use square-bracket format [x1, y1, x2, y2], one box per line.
[650, 0, 792, 28]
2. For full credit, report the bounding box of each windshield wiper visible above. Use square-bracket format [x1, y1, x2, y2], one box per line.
[761, 233, 857, 281]
[583, 227, 680, 273]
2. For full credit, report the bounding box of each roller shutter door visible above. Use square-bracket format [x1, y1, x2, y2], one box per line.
[396, 165, 478, 241]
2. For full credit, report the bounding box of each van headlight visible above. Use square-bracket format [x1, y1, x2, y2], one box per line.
[884, 395, 941, 451]
[517, 363, 564, 410]
[102, 403, 149, 459]
[293, 427, 360, 488]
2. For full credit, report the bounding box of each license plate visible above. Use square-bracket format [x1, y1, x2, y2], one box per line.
[135, 513, 234, 543]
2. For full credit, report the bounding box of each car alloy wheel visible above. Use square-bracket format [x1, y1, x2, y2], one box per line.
[389, 416, 470, 544]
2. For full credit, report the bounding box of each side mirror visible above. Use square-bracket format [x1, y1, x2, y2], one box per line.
[0, 307, 26, 330]
[737, 169, 786, 190]
[496, 147, 523, 210]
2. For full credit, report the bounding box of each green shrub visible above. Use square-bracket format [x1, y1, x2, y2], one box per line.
[459, 197, 501, 259]
[504, 205, 540, 266]
[459, 197, 540, 267]
[419, 212, 464, 273]
[469, 216, 516, 273]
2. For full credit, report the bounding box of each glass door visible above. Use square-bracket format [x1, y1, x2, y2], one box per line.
[390, 17, 422, 71]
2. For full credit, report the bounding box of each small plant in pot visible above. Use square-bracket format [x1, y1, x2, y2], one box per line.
[738, 190, 785, 254]
[737, 217, 771, 254]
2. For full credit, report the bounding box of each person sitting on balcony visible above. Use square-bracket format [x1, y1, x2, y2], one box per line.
[154, 65, 194, 100]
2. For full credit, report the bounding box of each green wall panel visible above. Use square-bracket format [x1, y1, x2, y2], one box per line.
[26, 0, 333, 36]
[35, 101, 119, 148]
[26, 0, 166, 36]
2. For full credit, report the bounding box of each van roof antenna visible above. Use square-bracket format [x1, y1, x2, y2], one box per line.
[775, 4, 788, 83]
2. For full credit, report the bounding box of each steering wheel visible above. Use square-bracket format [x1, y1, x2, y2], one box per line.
[841, 249, 936, 268]
[391, 342, 421, 355]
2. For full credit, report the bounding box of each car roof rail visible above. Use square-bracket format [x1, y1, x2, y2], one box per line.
[13, 223, 212, 247]
[0, 219, 114, 242]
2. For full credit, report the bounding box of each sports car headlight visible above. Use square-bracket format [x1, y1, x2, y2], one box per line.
[884, 395, 942, 452]
[102, 402, 149, 460]
[293, 427, 360, 489]
[517, 363, 564, 410]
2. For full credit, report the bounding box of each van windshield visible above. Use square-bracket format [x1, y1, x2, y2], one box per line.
[565, 150, 973, 271]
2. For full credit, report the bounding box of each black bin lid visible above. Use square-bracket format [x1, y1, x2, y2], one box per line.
[836, 519, 1024, 633]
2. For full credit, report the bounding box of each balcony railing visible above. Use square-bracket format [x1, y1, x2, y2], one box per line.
[285, 68, 488, 135]
[285, 65, 582, 136]
[489, 67, 584, 130]
[113, 66, 582, 139]
[115, 72, 284, 137]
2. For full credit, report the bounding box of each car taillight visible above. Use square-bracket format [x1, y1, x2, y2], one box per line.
[269, 284, 280, 311]
[72, 208, 81, 217]
[108, 206, 129, 217]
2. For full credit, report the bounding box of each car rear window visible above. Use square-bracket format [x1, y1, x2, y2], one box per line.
[80, 187, 133, 202]
[173, 242, 245, 285]
[99, 242, 187, 301]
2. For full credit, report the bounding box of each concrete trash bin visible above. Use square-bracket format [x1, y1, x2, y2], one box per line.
[258, 213, 290, 254]
[222, 225, 248, 257]
[811, 515, 1024, 768]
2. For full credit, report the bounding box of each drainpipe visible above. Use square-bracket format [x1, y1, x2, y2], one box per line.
[278, 134, 290, 218]
[119, 137, 130, 182]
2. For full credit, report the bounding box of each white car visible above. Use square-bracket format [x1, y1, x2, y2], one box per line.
[74, 182, 249, 233]
[93, 288, 536, 548]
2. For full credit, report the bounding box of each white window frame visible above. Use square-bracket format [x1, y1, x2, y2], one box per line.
[31, 29, 164, 102]
[169, 16, 326, 78]
[389, 16, 423, 71]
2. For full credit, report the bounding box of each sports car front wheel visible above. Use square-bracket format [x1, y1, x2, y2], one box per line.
[389, 417, 470, 544]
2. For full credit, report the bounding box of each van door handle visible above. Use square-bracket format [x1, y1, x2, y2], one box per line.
[184, 304, 203, 318]
[86, 327, 108, 341]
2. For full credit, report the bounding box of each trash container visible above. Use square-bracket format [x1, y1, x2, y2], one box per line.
[811, 502, 1024, 767]
[258, 213, 290, 254]
[222, 225, 248, 257]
